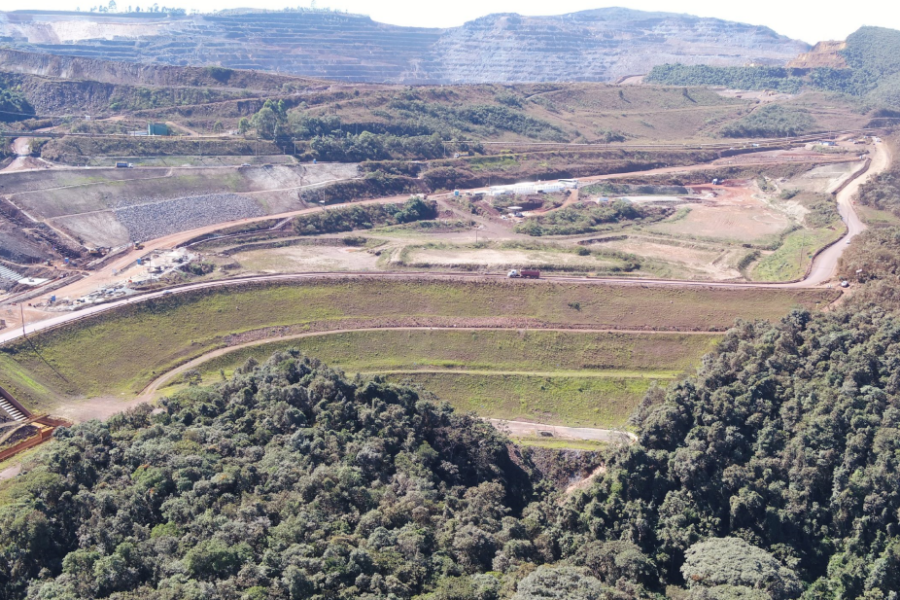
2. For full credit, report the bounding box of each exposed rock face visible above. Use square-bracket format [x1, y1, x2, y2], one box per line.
[0, 48, 318, 90]
[787, 40, 848, 69]
[0, 8, 809, 84]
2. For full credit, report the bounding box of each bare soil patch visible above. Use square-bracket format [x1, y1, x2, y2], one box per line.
[650, 184, 792, 242]
[399, 248, 619, 270]
[603, 238, 744, 280]
[235, 245, 379, 272]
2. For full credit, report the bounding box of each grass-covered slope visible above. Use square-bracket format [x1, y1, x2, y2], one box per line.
[0, 279, 837, 410]
[168, 329, 720, 428]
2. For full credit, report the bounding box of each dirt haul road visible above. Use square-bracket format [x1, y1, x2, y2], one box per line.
[0, 142, 890, 346]
[803, 142, 890, 285]
[489, 419, 636, 445]
[0, 269, 842, 347]
[21, 149, 875, 305]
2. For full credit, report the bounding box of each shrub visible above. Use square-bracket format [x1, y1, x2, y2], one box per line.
[682, 538, 802, 600]
[515, 200, 671, 236]
[292, 197, 437, 235]
[720, 105, 815, 138]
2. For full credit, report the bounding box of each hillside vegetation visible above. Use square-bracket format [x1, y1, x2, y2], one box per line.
[291, 197, 437, 236]
[0, 280, 836, 410]
[5, 306, 900, 598]
[720, 105, 815, 138]
[647, 26, 900, 112]
[0, 83, 33, 122]
[515, 200, 673, 237]
[646, 65, 807, 94]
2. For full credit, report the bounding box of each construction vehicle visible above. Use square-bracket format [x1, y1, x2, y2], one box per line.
[507, 269, 540, 279]
[87, 247, 110, 257]
[134, 241, 145, 250]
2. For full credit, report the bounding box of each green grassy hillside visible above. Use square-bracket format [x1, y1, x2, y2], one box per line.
[0, 279, 835, 411]
[157, 329, 720, 428]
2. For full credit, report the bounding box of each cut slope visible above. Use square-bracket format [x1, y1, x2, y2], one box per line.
[0, 8, 808, 83]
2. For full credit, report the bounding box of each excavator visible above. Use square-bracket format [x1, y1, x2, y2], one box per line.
[87, 247, 110, 257]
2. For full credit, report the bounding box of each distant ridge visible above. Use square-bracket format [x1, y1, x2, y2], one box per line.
[0, 7, 809, 84]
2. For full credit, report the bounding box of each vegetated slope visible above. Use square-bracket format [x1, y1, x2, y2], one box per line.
[0, 353, 540, 599]
[0, 80, 33, 121]
[647, 26, 900, 111]
[0, 279, 836, 409]
[837, 155, 900, 288]
[553, 306, 900, 597]
[0, 48, 325, 117]
[0, 48, 320, 91]
[0, 8, 808, 84]
[0, 70, 259, 116]
[6, 307, 900, 598]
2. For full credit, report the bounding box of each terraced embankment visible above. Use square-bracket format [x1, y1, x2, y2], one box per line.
[0, 277, 836, 426]
[2, 162, 358, 247]
[138, 327, 720, 429]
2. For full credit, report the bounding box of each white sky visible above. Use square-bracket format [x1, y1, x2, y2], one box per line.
[4, 0, 897, 44]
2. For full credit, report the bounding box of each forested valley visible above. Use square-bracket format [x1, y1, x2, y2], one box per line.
[2, 296, 900, 599]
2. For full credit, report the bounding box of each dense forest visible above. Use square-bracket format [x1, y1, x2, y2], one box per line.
[5, 306, 900, 598]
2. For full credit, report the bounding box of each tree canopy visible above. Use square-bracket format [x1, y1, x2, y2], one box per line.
[6, 284, 900, 600]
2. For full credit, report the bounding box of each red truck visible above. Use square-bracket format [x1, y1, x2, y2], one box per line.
[508, 269, 540, 279]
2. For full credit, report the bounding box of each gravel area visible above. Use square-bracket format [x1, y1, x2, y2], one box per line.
[115, 194, 266, 241]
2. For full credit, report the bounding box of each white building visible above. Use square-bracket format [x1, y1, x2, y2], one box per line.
[489, 180, 569, 197]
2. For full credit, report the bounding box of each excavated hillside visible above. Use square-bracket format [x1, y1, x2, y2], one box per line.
[0, 8, 809, 84]
[787, 40, 848, 69]
[0, 48, 322, 91]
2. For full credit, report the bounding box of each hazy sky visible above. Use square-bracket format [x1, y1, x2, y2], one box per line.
[5, 0, 897, 44]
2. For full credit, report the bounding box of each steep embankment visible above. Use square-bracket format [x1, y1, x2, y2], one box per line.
[0, 8, 808, 83]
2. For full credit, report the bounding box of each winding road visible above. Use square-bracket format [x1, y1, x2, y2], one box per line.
[0, 142, 891, 447]
[0, 144, 890, 347]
